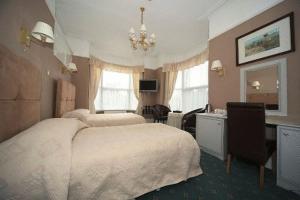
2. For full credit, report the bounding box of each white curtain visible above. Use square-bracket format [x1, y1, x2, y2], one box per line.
[132, 72, 143, 114]
[89, 58, 103, 113]
[162, 49, 208, 107]
[163, 71, 178, 107]
[163, 49, 208, 72]
[169, 62, 209, 113]
[90, 56, 144, 112]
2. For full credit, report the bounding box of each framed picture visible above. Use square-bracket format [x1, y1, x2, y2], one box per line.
[236, 12, 295, 66]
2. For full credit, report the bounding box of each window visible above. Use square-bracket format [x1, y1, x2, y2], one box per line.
[169, 61, 208, 112]
[94, 70, 138, 110]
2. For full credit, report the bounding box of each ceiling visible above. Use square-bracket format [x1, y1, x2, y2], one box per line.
[55, 0, 227, 65]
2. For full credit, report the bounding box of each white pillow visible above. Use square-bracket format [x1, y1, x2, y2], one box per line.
[62, 109, 90, 122]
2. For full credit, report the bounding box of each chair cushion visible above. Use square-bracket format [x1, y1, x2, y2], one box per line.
[158, 116, 168, 121]
[184, 127, 196, 134]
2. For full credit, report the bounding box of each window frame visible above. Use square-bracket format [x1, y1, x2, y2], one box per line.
[98, 70, 136, 111]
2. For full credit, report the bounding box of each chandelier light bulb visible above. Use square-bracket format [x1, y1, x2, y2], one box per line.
[150, 33, 155, 39]
[144, 38, 149, 45]
[140, 24, 147, 32]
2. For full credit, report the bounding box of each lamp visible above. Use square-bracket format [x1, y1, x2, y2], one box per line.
[62, 62, 78, 74]
[20, 21, 54, 50]
[251, 81, 261, 90]
[67, 62, 78, 72]
[31, 21, 54, 43]
[128, 7, 156, 52]
[211, 60, 224, 76]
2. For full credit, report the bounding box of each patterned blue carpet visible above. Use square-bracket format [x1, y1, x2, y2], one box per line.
[137, 152, 300, 200]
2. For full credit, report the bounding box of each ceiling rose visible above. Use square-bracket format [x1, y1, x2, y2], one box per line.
[128, 7, 156, 52]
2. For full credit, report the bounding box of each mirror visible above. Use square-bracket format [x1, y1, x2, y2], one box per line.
[246, 65, 279, 110]
[240, 58, 287, 116]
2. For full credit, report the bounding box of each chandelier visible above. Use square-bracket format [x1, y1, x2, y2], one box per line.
[128, 7, 156, 51]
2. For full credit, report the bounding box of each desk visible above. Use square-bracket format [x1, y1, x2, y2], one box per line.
[266, 115, 300, 128]
[196, 113, 300, 194]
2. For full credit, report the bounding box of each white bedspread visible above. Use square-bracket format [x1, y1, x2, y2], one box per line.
[84, 113, 146, 127]
[0, 118, 86, 200]
[69, 123, 202, 200]
[0, 119, 202, 200]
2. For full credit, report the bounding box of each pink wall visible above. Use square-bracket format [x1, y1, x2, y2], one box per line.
[0, 0, 70, 119]
[71, 56, 90, 109]
[208, 0, 300, 116]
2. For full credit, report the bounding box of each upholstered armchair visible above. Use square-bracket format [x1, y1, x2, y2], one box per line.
[181, 105, 208, 138]
[152, 104, 171, 123]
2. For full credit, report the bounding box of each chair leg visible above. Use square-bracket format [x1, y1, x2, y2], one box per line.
[259, 165, 264, 190]
[272, 151, 277, 175]
[226, 154, 232, 174]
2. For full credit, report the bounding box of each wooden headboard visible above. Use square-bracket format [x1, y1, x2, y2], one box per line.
[55, 80, 76, 117]
[0, 45, 41, 142]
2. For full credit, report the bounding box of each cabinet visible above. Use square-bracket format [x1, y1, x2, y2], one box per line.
[196, 113, 227, 160]
[277, 125, 300, 194]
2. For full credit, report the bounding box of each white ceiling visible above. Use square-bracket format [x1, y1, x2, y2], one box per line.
[208, 0, 284, 39]
[55, 0, 227, 66]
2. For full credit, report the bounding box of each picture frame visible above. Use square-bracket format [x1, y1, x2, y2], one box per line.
[236, 12, 295, 66]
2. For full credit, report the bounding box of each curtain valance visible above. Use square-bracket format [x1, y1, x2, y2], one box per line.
[162, 49, 208, 72]
[90, 56, 144, 74]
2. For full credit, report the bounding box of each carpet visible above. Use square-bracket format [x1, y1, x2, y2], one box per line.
[137, 151, 300, 200]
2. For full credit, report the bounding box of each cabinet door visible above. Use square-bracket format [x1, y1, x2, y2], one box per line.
[278, 127, 300, 187]
[196, 117, 223, 154]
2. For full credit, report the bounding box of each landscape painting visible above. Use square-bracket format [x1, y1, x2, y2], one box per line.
[236, 12, 294, 66]
[245, 28, 280, 57]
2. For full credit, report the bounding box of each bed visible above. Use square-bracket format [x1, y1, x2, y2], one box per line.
[0, 118, 202, 200]
[62, 109, 146, 127]
[56, 80, 146, 126]
[0, 51, 203, 200]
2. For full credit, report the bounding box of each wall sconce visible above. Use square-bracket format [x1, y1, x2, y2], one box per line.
[211, 60, 224, 76]
[251, 81, 261, 90]
[62, 62, 78, 74]
[20, 21, 54, 50]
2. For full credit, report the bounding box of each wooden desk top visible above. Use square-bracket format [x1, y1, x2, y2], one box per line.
[266, 115, 300, 128]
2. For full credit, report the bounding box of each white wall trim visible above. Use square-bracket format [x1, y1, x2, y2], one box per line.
[208, 0, 284, 40]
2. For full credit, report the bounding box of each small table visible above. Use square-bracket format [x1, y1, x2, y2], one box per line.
[167, 112, 184, 129]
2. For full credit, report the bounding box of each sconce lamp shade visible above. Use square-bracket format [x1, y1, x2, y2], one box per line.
[251, 81, 261, 90]
[67, 62, 77, 72]
[210, 59, 224, 76]
[251, 81, 261, 87]
[31, 21, 54, 43]
[211, 60, 222, 70]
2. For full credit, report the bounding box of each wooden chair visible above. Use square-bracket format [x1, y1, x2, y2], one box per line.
[226, 102, 276, 189]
